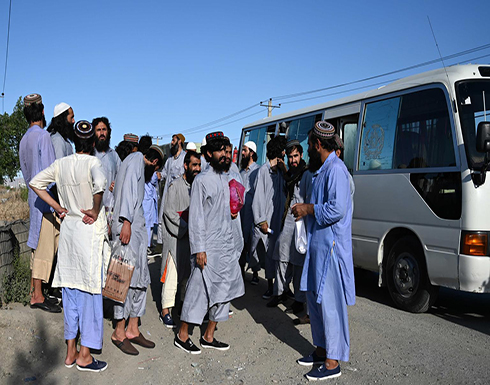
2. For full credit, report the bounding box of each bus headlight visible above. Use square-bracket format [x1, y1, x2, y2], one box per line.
[461, 232, 488, 256]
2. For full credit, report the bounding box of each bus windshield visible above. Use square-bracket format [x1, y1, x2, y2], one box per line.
[456, 80, 490, 169]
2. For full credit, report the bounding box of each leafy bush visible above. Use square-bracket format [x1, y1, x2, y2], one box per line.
[20, 187, 28, 202]
[1, 249, 30, 305]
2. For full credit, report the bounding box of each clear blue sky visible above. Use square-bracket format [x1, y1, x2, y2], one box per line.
[1, 0, 488, 148]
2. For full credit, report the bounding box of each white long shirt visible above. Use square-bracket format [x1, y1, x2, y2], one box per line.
[30, 154, 110, 294]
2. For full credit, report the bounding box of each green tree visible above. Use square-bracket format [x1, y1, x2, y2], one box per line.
[0, 97, 28, 184]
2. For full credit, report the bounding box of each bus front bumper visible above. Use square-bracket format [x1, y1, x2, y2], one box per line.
[459, 254, 490, 293]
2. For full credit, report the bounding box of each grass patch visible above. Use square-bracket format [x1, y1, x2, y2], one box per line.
[1, 249, 30, 305]
[0, 186, 29, 221]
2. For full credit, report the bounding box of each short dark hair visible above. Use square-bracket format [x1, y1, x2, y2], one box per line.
[207, 137, 228, 154]
[308, 129, 336, 152]
[23, 102, 44, 123]
[250, 149, 258, 162]
[115, 140, 135, 161]
[74, 134, 95, 154]
[138, 135, 152, 154]
[286, 143, 303, 156]
[145, 148, 164, 169]
[91, 117, 111, 134]
[266, 136, 287, 160]
[184, 151, 201, 166]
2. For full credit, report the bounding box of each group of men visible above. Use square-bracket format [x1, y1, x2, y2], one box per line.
[19, 92, 356, 380]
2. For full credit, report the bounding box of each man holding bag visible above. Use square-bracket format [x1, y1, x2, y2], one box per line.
[110, 144, 164, 355]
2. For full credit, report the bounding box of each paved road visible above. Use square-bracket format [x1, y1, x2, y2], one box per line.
[1, 259, 489, 384]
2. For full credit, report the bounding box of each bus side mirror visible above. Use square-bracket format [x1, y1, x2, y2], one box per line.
[476, 121, 490, 153]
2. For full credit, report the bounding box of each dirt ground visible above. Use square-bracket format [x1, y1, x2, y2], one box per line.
[1, 258, 490, 385]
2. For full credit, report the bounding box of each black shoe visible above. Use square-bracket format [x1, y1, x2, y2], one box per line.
[30, 299, 62, 313]
[199, 337, 230, 351]
[250, 276, 259, 285]
[262, 289, 273, 299]
[174, 336, 201, 354]
[266, 296, 284, 308]
[284, 289, 295, 299]
[285, 301, 304, 315]
[293, 314, 310, 325]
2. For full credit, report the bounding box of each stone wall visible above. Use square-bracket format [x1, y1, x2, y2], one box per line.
[0, 220, 30, 293]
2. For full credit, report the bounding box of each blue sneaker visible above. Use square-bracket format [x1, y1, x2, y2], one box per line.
[305, 364, 341, 381]
[297, 351, 326, 366]
[159, 313, 177, 329]
[76, 358, 108, 373]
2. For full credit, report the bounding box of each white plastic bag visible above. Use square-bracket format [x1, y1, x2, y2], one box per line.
[294, 218, 307, 254]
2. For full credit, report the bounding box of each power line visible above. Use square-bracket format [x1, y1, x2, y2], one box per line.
[1, 0, 12, 112]
[166, 44, 490, 142]
[265, 43, 490, 102]
[180, 103, 259, 134]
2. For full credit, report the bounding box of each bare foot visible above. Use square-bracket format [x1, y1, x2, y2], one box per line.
[65, 352, 78, 366]
[111, 331, 127, 342]
[76, 355, 93, 367]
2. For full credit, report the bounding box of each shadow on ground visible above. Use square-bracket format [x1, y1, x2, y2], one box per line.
[7, 316, 61, 385]
[354, 267, 490, 336]
[430, 287, 490, 336]
[232, 272, 313, 358]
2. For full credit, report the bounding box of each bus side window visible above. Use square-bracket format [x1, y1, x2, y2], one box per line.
[342, 123, 357, 174]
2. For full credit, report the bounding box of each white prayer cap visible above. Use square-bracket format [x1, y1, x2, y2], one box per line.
[186, 142, 197, 151]
[53, 102, 71, 118]
[201, 136, 207, 146]
[244, 141, 257, 153]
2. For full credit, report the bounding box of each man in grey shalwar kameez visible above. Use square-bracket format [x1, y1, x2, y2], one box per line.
[225, 142, 245, 297]
[250, 135, 287, 298]
[268, 140, 311, 314]
[160, 151, 201, 328]
[239, 141, 260, 277]
[93, 117, 121, 217]
[157, 133, 186, 244]
[110, 145, 164, 356]
[175, 132, 244, 354]
[48, 102, 75, 159]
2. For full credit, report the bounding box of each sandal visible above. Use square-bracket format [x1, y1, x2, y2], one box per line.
[111, 337, 139, 355]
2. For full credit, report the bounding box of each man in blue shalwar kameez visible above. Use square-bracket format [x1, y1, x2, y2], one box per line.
[292, 121, 355, 381]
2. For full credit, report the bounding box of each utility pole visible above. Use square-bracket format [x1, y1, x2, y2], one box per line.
[260, 98, 281, 117]
[152, 135, 163, 145]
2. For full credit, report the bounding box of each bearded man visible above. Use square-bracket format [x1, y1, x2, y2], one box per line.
[93, 117, 121, 215]
[268, 140, 311, 314]
[175, 132, 244, 354]
[292, 121, 355, 381]
[110, 145, 164, 356]
[157, 133, 186, 244]
[48, 102, 75, 159]
[159, 151, 201, 328]
[238, 141, 259, 277]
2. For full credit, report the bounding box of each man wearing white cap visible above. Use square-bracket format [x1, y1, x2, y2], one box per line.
[47, 102, 75, 159]
[200, 136, 209, 172]
[238, 141, 260, 278]
[186, 142, 197, 152]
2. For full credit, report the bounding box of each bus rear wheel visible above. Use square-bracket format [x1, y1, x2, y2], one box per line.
[386, 236, 439, 313]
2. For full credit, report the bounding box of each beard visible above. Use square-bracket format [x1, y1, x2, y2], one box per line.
[185, 168, 199, 184]
[210, 155, 228, 173]
[240, 154, 250, 169]
[144, 164, 155, 183]
[95, 134, 110, 152]
[308, 147, 323, 172]
[170, 142, 179, 156]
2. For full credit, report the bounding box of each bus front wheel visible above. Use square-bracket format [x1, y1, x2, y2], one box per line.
[386, 236, 439, 313]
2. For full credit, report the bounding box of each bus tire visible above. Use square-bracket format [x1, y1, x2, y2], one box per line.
[386, 236, 439, 313]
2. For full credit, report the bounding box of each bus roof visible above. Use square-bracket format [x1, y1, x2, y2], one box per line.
[243, 64, 489, 129]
